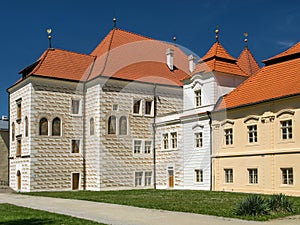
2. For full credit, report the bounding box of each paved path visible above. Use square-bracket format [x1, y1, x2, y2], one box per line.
[0, 193, 300, 225]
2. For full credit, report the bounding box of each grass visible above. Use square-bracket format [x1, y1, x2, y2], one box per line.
[25, 189, 300, 221]
[0, 203, 105, 225]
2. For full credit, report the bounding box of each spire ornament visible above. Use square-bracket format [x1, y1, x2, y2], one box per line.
[173, 36, 177, 45]
[113, 17, 117, 28]
[46, 28, 52, 48]
[244, 32, 248, 48]
[215, 25, 219, 42]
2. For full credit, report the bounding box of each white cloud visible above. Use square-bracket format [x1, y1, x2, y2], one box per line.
[276, 40, 296, 49]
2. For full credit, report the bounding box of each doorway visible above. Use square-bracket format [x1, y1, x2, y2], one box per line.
[72, 173, 80, 190]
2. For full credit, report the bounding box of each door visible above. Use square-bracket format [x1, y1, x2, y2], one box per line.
[168, 169, 174, 188]
[72, 173, 80, 190]
[17, 170, 21, 190]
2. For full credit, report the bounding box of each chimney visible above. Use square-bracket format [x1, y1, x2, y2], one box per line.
[166, 48, 174, 70]
[188, 54, 196, 73]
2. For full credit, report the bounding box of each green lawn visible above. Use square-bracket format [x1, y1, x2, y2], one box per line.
[25, 189, 300, 221]
[0, 203, 105, 225]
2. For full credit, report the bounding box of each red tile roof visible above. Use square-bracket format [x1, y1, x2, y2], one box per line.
[112, 61, 188, 86]
[192, 42, 247, 77]
[19, 28, 190, 87]
[237, 48, 260, 76]
[20, 48, 95, 81]
[217, 42, 300, 110]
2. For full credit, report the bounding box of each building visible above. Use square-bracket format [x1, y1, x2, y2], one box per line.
[155, 35, 258, 190]
[8, 25, 259, 192]
[0, 117, 9, 186]
[212, 42, 300, 196]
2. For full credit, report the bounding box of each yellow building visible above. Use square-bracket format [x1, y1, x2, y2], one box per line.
[212, 42, 300, 196]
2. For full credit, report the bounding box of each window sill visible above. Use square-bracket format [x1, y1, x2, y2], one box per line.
[144, 114, 154, 118]
[163, 148, 178, 152]
[278, 139, 295, 144]
[132, 113, 143, 117]
[70, 114, 82, 117]
[280, 184, 294, 187]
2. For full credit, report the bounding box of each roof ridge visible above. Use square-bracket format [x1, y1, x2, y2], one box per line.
[50, 47, 93, 57]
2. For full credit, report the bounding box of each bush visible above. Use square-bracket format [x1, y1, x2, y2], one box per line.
[268, 194, 294, 213]
[235, 195, 270, 216]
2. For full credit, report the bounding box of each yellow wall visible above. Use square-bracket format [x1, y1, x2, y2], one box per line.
[212, 96, 300, 196]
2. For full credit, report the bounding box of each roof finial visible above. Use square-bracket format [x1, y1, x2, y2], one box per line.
[173, 36, 177, 45]
[46, 28, 52, 48]
[215, 25, 219, 42]
[113, 17, 117, 28]
[244, 32, 248, 48]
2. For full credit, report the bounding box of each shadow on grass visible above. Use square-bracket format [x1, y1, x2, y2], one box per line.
[0, 218, 54, 225]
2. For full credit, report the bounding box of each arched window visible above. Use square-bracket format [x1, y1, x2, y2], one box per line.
[52, 117, 61, 136]
[119, 116, 127, 135]
[90, 118, 94, 135]
[24, 116, 28, 137]
[11, 122, 15, 141]
[39, 118, 48, 135]
[108, 116, 116, 134]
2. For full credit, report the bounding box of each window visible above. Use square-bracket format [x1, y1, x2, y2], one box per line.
[195, 90, 201, 107]
[195, 169, 203, 183]
[281, 120, 292, 140]
[248, 125, 257, 143]
[16, 99, 22, 121]
[71, 140, 80, 153]
[108, 116, 116, 134]
[144, 171, 152, 186]
[135, 172, 143, 186]
[195, 132, 203, 148]
[133, 100, 142, 114]
[16, 138, 21, 156]
[11, 122, 15, 141]
[134, 140, 142, 154]
[224, 169, 233, 183]
[39, 118, 48, 135]
[24, 117, 28, 137]
[113, 104, 118, 111]
[119, 116, 127, 135]
[52, 117, 61, 136]
[248, 168, 258, 184]
[144, 141, 152, 154]
[224, 128, 233, 145]
[145, 100, 153, 116]
[163, 134, 169, 149]
[71, 99, 80, 115]
[171, 132, 177, 149]
[281, 168, 293, 185]
[90, 118, 94, 136]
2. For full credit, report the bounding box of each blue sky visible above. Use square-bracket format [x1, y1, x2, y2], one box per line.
[1, 0, 300, 117]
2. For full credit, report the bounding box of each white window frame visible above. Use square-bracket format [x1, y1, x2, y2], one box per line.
[281, 168, 293, 185]
[224, 128, 233, 145]
[71, 98, 82, 116]
[248, 168, 258, 184]
[224, 168, 233, 183]
[194, 89, 201, 107]
[71, 139, 81, 153]
[144, 99, 154, 116]
[162, 133, 169, 150]
[170, 132, 177, 149]
[195, 132, 203, 148]
[133, 99, 142, 115]
[133, 140, 142, 154]
[195, 169, 203, 183]
[247, 125, 258, 143]
[280, 119, 293, 140]
[144, 171, 152, 186]
[134, 171, 143, 186]
[144, 140, 152, 154]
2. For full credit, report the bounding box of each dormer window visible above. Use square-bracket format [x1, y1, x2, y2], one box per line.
[195, 90, 201, 107]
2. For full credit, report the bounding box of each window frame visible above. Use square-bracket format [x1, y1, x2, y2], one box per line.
[144, 171, 152, 186]
[24, 116, 28, 137]
[133, 99, 142, 115]
[248, 168, 258, 184]
[52, 117, 61, 136]
[224, 168, 233, 183]
[119, 116, 127, 135]
[39, 117, 49, 136]
[170, 132, 177, 149]
[133, 140, 142, 154]
[71, 139, 80, 153]
[90, 117, 95, 136]
[194, 89, 201, 107]
[107, 115, 116, 135]
[247, 125, 258, 143]
[281, 168, 293, 185]
[195, 132, 203, 148]
[195, 169, 203, 183]
[224, 128, 233, 145]
[144, 140, 152, 154]
[71, 99, 81, 115]
[163, 133, 169, 150]
[134, 171, 143, 187]
[280, 119, 293, 140]
[145, 99, 154, 116]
